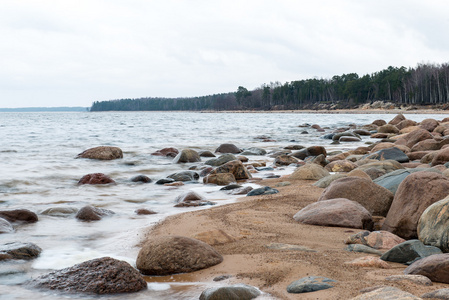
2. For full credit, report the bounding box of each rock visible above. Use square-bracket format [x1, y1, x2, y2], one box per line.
[405, 128, 434, 149]
[155, 178, 175, 185]
[0, 242, 42, 260]
[293, 198, 373, 229]
[136, 236, 223, 275]
[151, 147, 179, 157]
[78, 173, 115, 185]
[382, 171, 449, 239]
[340, 136, 362, 142]
[167, 170, 199, 182]
[289, 163, 330, 180]
[215, 143, 241, 154]
[422, 288, 449, 299]
[345, 256, 391, 269]
[274, 155, 300, 166]
[131, 175, 152, 183]
[385, 275, 432, 286]
[418, 195, 449, 252]
[208, 160, 251, 180]
[41, 207, 78, 217]
[213, 275, 233, 282]
[345, 230, 405, 250]
[333, 132, 360, 142]
[75, 205, 115, 221]
[0, 209, 38, 223]
[135, 208, 157, 215]
[193, 230, 236, 246]
[397, 119, 418, 130]
[240, 147, 267, 156]
[345, 244, 383, 255]
[356, 160, 404, 176]
[389, 114, 407, 125]
[199, 284, 261, 300]
[307, 145, 327, 157]
[420, 118, 439, 132]
[205, 154, 237, 166]
[404, 253, 449, 283]
[172, 148, 201, 163]
[27, 257, 147, 294]
[198, 150, 215, 157]
[284, 145, 305, 150]
[313, 174, 347, 188]
[366, 147, 409, 163]
[76, 146, 123, 160]
[175, 191, 205, 204]
[378, 124, 399, 134]
[373, 119, 387, 126]
[0, 217, 13, 233]
[431, 147, 449, 166]
[380, 240, 442, 265]
[351, 286, 420, 300]
[318, 177, 394, 217]
[347, 169, 372, 180]
[353, 129, 372, 136]
[227, 186, 253, 195]
[287, 276, 336, 294]
[203, 173, 236, 185]
[246, 186, 279, 196]
[325, 160, 358, 172]
[220, 184, 242, 190]
[411, 139, 442, 152]
[373, 168, 440, 195]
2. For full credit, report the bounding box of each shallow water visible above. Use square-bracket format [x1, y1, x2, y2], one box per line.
[0, 111, 446, 299]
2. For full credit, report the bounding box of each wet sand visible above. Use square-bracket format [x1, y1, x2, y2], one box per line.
[142, 176, 449, 299]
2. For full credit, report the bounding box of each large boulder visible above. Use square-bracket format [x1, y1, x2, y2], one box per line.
[382, 171, 449, 239]
[313, 174, 347, 188]
[404, 253, 449, 283]
[0, 242, 42, 261]
[203, 173, 236, 185]
[151, 147, 179, 157]
[318, 177, 394, 216]
[355, 160, 404, 175]
[378, 124, 399, 134]
[172, 149, 201, 163]
[431, 147, 449, 166]
[78, 173, 115, 185]
[418, 196, 449, 252]
[293, 198, 373, 230]
[420, 118, 439, 132]
[274, 155, 300, 166]
[208, 160, 251, 180]
[290, 163, 330, 180]
[136, 236, 223, 275]
[380, 240, 442, 265]
[366, 147, 409, 163]
[389, 113, 406, 125]
[199, 284, 261, 300]
[27, 257, 147, 294]
[76, 146, 123, 160]
[325, 160, 358, 172]
[373, 168, 441, 195]
[215, 143, 241, 154]
[411, 139, 441, 152]
[0, 209, 38, 224]
[404, 128, 434, 149]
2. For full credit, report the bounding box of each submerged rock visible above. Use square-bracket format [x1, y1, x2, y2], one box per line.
[0, 242, 42, 261]
[0, 209, 38, 224]
[76, 146, 123, 160]
[78, 173, 115, 185]
[131, 175, 152, 183]
[75, 205, 115, 221]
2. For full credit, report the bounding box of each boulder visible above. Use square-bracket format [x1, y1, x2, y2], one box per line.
[151, 147, 179, 157]
[227, 186, 253, 195]
[382, 171, 449, 239]
[318, 177, 394, 217]
[422, 288, 449, 299]
[372, 119, 387, 126]
[76, 146, 123, 160]
[205, 154, 237, 166]
[287, 276, 336, 294]
[155, 178, 175, 185]
[215, 144, 241, 154]
[0, 209, 38, 223]
[75, 205, 115, 221]
[332, 132, 360, 142]
[203, 173, 236, 185]
[27, 257, 147, 294]
[175, 191, 205, 203]
[355, 160, 404, 175]
[373, 168, 440, 195]
[172, 149, 201, 163]
[135, 208, 157, 215]
[41, 207, 78, 217]
[274, 155, 300, 166]
[411, 139, 441, 152]
[420, 118, 439, 132]
[289, 163, 330, 180]
[404, 253, 449, 283]
[208, 160, 251, 180]
[418, 196, 449, 252]
[345, 230, 405, 250]
[347, 169, 372, 180]
[131, 175, 152, 183]
[167, 170, 199, 182]
[345, 244, 383, 256]
[397, 119, 417, 130]
[325, 160, 358, 172]
[199, 284, 261, 300]
[0, 242, 42, 260]
[405, 128, 434, 149]
[246, 186, 279, 196]
[431, 147, 449, 166]
[313, 174, 347, 188]
[240, 147, 267, 156]
[389, 113, 406, 125]
[198, 150, 216, 157]
[136, 236, 223, 275]
[350, 286, 420, 300]
[345, 256, 391, 269]
[78, 173, 115, 185]
[339, 136, 361, 142]
[293, 198, 373, 230]
[366, 147, 409, 163]
[385, 275, 432, 286]
[407, 150, 433, 160]
[378, 124, 399, 134]
[380, 240, 442, 265]
[0, 217, 13, 233]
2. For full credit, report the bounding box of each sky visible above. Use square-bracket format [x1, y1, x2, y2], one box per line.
[1, 1, 449, 108]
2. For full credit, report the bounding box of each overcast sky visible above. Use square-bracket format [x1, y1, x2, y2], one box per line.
[1, 0, 448, 108]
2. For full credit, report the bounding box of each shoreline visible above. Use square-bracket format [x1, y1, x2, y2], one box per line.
[142, 176, 448, 299]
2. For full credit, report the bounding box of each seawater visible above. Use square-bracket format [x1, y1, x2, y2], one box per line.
[0, 111, 447, 300]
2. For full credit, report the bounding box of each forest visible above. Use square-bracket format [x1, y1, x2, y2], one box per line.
[90, 63, 449, 111]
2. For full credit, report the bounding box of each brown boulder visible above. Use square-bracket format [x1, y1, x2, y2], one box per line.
[151, 147, 179, 157]
[378, 124, 399, 134]
[372, 119, 387, 126]
[293, 198, 373, 230]
[76, 146, 123, 160]
[78, 173, 115, 185]
[0, 209, 38, 223]
[274, 155, 300, 166]
[290, 163, 330, 180]
[407, 151, 432, 161]
[382, 171, 449, 239]
[388, 113, 406, 125]
[27, 257, 147, 294]
[325, 160, 358, 172]
[418, 196, 449, 252]
[208, 160, 251, 180]
[307, 145, 327, 157]
[136, 236, 223, 275]
[215, 143, 241, 154]
[203, 173, 236, 185]
[431, 147, 449, 166]
[404, 128, 434, 149]
[75, 205, 115, 221]
[396, 119, 417, 130]
[344, 256, 390, 269]
[420, 118, 439, 132]
[172, 149, 201, 163]
[404, 253, 449, 283]
[318, 177, 394, 216]
[344, 230, 405, 250]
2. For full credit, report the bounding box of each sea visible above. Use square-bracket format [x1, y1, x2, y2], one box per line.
[0, 111, 447, 299]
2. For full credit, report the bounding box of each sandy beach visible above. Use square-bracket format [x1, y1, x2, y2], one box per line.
[142, 176, 449, 299]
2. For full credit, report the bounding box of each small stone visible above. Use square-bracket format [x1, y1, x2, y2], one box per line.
[287, 276, 336, 294]
[246, 186, 279, 196]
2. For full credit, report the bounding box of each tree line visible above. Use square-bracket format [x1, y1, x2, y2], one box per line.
[90, 62, 449, 111]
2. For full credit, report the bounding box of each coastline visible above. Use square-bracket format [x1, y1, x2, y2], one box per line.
[199, 108, 449, 115]
[142, 176, 447, 299]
